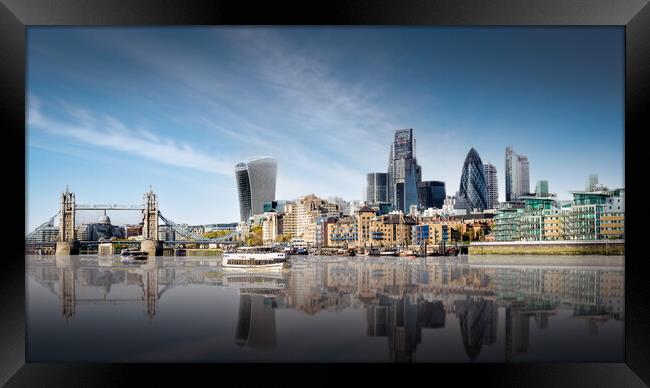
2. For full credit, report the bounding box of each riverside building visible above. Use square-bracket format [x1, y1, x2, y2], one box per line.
[493, 187, 625, 241]
[283, 194, 340, 245]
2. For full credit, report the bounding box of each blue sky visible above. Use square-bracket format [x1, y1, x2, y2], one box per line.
[26, 27, 624, 231]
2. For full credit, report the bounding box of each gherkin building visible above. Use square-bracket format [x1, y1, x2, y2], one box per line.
[459, 148, 489, 211]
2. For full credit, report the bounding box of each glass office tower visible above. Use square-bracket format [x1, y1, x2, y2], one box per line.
[387, 129, 422, 213]
[505, 146, 513, 201]
[459, 148, 489, 211]
[418, 181, 446, 209]
[235, 157, 277, 221]
[484, 163, 498, 209]
[505, 146, 530, 201]
[367, 173, 388, 203]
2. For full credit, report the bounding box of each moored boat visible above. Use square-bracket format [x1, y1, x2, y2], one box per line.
[120, 248, 148, 261]
[222, 246, 290, 271]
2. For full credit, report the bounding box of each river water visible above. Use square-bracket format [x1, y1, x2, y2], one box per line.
[25, 254, 624, 362]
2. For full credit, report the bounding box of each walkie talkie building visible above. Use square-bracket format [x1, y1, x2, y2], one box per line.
[235, 157, 277, 221]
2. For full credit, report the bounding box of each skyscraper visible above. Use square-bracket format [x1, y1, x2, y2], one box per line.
[536, 180, 549, 196]
[586, 174, 598, 191]
[387, 129, 422, 213]
[505, 146, 530, 201]
[459, 148, 489, 211]
[517, 155, 530, 196]
[505, 147, 513, 202]
[235, 157, 277, 221]
[483, 163, 498, 209]
[417, 181, 446, 209]
[366, 173, 388, 203]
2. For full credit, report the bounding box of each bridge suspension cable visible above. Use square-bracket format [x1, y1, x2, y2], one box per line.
[26, 214, 58, 240]
[157, 212, 238, 242]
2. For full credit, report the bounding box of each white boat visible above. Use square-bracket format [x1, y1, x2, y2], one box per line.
[120, 256, 143, 265]
[222, 246, 290, 271]
[120, 248, 148, 260]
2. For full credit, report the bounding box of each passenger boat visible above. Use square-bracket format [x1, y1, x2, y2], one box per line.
[222, 246, 290, 271]
[120, 248, 148, 261]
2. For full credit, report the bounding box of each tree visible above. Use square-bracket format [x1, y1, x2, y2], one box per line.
[246, 225, 263, 246]
[277, 234, 291, 243]
[203, 230, 232, 239]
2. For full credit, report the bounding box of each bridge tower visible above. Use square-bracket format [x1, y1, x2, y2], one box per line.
[55, 186, 78, 255]
[142, 258, 160, 321]
[142, 186, 159, 240]
[141, 187, 162, 256]
[56, 256, 80, 320]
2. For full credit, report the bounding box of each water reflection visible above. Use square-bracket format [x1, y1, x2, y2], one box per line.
[26, 255, 624, 362]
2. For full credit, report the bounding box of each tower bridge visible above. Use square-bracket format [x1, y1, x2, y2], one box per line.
[25, 186, 240, 256]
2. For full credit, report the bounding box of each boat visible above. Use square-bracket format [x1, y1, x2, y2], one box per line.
[380, 251, 398, 256]
[120, 248, 148, 261]
[399, 249, 417, 258]
[222, 246, 290, 271]
[120, 257, 143, 264]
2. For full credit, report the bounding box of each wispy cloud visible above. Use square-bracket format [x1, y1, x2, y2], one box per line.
[28, 97, 234, 176]
[82, 29, 403, 187]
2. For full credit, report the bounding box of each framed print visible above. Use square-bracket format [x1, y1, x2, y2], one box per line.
[2, 0, 649, 386]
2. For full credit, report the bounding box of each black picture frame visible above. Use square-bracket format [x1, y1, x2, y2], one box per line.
[2, 0, 649, 386]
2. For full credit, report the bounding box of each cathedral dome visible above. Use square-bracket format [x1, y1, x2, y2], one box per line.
[98, 212, 111, 224]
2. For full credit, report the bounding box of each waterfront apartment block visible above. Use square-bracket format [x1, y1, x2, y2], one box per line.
[493, 188, 625, 241]
[367, 213, 417, 248]
[282, 194, 340, 245]
[327, 217, 358, 248]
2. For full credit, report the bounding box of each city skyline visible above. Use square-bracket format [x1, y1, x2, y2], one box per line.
[27, 27, 624, 230]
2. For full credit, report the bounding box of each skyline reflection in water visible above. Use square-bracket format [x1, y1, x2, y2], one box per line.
[26, 255, 624, 362]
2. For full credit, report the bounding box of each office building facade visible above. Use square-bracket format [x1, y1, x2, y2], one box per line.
[535, 180, 549, 197]
[505, 146, 530, 201]
[417, 181, 446, 210]
[235, 157, 277, 221]
[586, 174, 599, 191]
[459, 148, 489, 211]
[366, 173, 388, 203]
[483, 163, 498, 209]
[387, 129, 422, 214]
